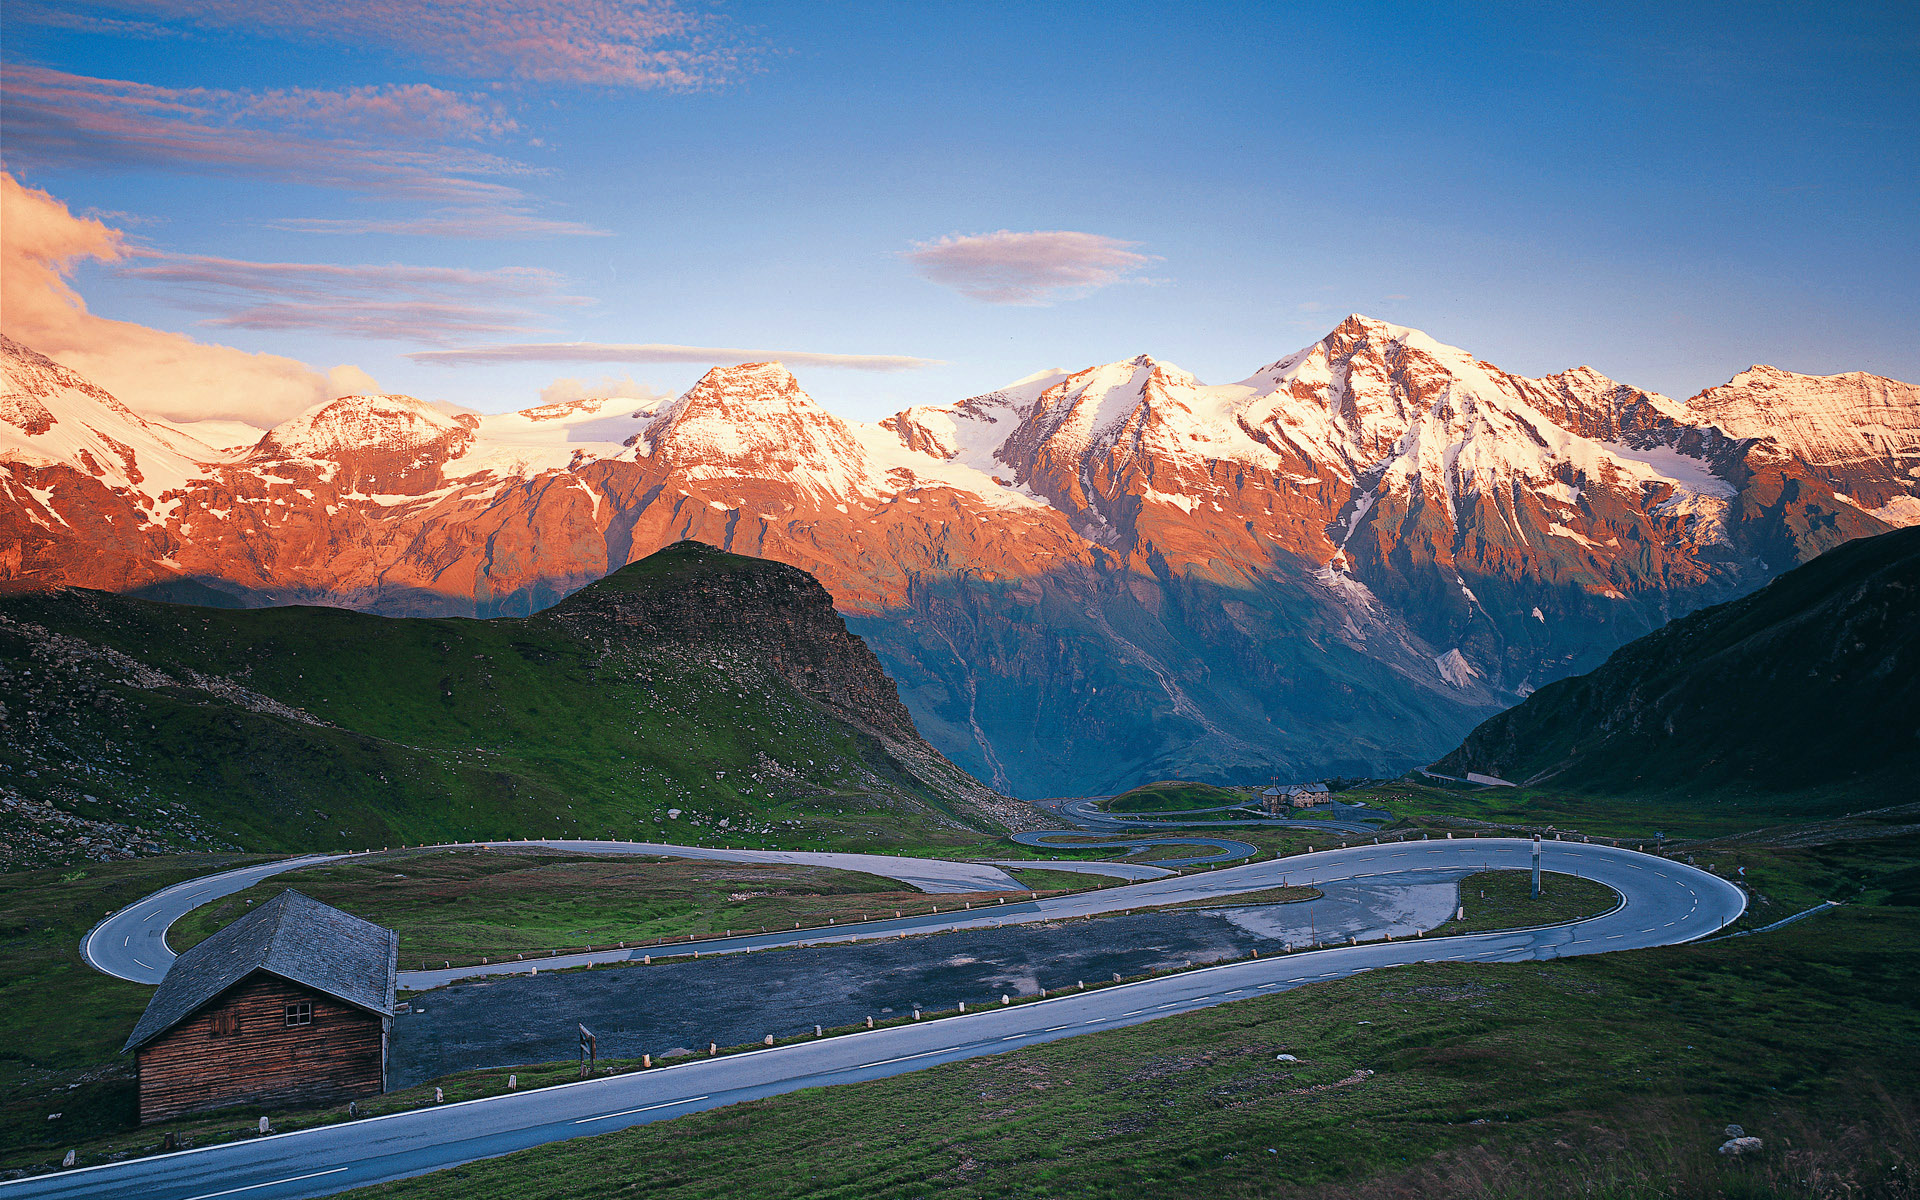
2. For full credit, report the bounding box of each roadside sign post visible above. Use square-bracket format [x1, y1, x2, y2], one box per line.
[1532, 835, 1542, 900]
[579, 1023, 597, 1077]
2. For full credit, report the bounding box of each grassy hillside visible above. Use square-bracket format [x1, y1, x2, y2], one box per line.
[1101, 780, 1249, 813]
[1432, 525, 1920, 821]
[0, 543, 1016, 868]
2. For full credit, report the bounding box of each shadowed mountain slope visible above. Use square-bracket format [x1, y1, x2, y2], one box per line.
[1433, 526, 1920, 815]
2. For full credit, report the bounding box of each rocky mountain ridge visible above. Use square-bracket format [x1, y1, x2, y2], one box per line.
[3, 317, 1914, 796]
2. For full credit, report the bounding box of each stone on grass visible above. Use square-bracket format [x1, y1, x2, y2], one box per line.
[1718, 1136, 1763, 1156]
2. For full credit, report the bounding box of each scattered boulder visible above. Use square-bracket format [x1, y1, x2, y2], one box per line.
[1275, 1054, 1297, 1062]
[1718, 1136, 1763, 1156]
[1725, 1124, 1745, 1138]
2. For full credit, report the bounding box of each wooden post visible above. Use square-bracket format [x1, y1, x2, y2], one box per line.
[579, 1024, 597, 1077]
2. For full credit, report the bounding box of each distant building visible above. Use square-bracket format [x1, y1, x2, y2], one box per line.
[1261, 782, 1331, 814]
[123, 889, 398, 1123]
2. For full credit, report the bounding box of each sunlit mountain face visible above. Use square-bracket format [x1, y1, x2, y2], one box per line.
[6, 317, 1913, 796]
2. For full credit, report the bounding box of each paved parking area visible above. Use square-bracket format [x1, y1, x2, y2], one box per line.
[388, 872, 1466, 1087]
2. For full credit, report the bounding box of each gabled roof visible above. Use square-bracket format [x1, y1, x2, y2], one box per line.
[124, 889, 397, 1052]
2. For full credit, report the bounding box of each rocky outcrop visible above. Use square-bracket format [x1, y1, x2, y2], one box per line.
[543, 541, 921, 744]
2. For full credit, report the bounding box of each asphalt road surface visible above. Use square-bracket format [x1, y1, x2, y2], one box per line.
[18, 839, 1744, 1200]
[80, 841, 1034, 987]
[1038, 794, 1391, 836]
[1008, 829, 1260, 865]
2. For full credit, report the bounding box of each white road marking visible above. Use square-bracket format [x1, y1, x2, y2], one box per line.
[573, 1096, 708, 1124]
[1044, 1025, 1075, 1032]
[857, 1049, 947, 1069]
[182, 1167, 348, 1200]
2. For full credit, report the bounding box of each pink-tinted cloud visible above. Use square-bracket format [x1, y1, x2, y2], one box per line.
[120, 254, 587, 344]
[0, 172, 366, 426]
[240, 84, 518, 141]
[538, 375, 666, 406]
[10, 0, 753, 90]
[409, 342, 942, 372]
[0, 66, 601, 236]
[904, 230, 1156, 305]
[264, 211, 607, 239]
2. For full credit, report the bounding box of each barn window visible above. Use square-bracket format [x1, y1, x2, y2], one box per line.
[211, 1010, 239, 1037]
[284, 1002, 312, 1027]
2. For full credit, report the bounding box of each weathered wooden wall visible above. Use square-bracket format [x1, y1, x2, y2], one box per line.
[136, 973, 386, 1123]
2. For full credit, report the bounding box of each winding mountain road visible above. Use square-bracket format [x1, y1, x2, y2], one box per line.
[20, 838, 1744, 1200]
[1038, 794, 1391, 837]
[81, 842, 1035, 988]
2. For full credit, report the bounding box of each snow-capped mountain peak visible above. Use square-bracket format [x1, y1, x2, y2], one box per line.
[0, 333, 217, 515]
[255, 393, 475, 462]
[637, 361, 872, 500]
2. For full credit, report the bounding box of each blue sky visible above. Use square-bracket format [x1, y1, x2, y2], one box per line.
[3, 0, 1916, 426]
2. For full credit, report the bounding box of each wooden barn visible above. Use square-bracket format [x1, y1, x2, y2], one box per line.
[122, 889, 398, 1124]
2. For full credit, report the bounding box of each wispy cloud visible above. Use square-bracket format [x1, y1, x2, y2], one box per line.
[904, 230, 1155, 305]
[409, 342, 942, 372]
[1, 171, 359, 426]
[0, 66, 602, 236]
[10, 0, 756, 90]
[538, 375, 666, 406]
[121, 253, 586, 344]
[264, 211, 607, 238]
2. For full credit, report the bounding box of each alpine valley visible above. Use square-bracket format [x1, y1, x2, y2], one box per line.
[4, 317, 1917, 798]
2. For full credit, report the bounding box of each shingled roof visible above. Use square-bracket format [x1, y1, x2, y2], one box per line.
[124, 889, 398, 1053]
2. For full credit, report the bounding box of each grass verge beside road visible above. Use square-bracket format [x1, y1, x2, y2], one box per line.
[333, 904, 1920, 1200]
[1439, 870, 1619, 934]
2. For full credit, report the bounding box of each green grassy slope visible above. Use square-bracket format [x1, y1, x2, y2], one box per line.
[0, 543, 1014, 867]
[1432, 525, 1920, 821]
[1101, 780, 1249, 812]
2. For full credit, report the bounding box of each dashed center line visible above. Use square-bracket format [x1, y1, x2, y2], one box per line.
[856, 1049, 946, 1069]
[181, 1167, 349, 1200]
[574, 1096, 709, 1124]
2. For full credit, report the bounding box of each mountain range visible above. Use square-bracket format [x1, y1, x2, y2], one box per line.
[5, 316, 1917, 797]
